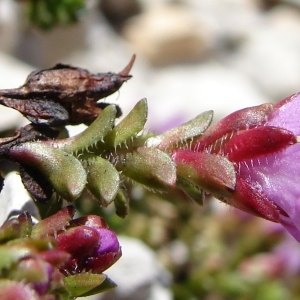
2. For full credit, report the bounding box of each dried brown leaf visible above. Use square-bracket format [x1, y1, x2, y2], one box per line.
[0, 55, 135, 126]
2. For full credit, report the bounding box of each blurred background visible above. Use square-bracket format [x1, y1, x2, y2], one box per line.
[1, 0, 300, 299]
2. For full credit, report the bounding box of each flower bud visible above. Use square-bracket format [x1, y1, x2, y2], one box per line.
[57, 214, 121, 275]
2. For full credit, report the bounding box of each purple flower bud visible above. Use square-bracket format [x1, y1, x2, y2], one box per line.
[51, 212, 121, 275]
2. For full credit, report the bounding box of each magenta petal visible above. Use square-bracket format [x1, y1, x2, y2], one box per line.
[280, 220, 300, 242]
[224, 126, 296, 162]
[95, 228, 120, 255]
[227, 178, 280, 222]
[238, 143, 300, 240]
[192, 103, 274, 151]
[267, 92, 300, 135]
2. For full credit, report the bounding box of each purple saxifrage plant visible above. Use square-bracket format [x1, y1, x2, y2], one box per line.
[1, 57, 300, 298]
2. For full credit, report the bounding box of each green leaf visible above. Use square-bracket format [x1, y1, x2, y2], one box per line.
[146, 110, 213, 150]
[31, 206, 75, 239]
[28, 0, 85, 30]
[0, 238, 52, 271]
[84, 157, 120, 206]
[47, 105, 117, 154]
[114, 186, 130, 218]
[64, 273, 106, 297]
[0, 212, 32, 243]
[103, 99, 148, 149]
[34, 195, 64, 219]
[176, 177, 205, 206]
[78, 275, 117, 297]
[17, 212, 33, 239]
[120, 147, 177, 191]
[0, 244, 32, 271]
[10, 142, 87, 201]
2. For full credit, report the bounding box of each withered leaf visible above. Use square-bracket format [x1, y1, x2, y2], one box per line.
[0, 173, 3, 194]
[0, 55, 135, 126]
[0, 124, 55, 158]
[18, 164, 53, 203]
[0, 98, 70, 126]
[0, 124, 56, 202]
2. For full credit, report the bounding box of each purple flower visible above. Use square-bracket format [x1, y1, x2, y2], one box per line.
[172, 92, 300, 241]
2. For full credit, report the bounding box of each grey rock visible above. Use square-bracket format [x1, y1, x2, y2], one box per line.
[228, 6, 300, 100]
[122, 5, 216, 66]
[88, 236, 173, 300]
[0, 52, 31, 131]
[0, 172, 39, 224]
